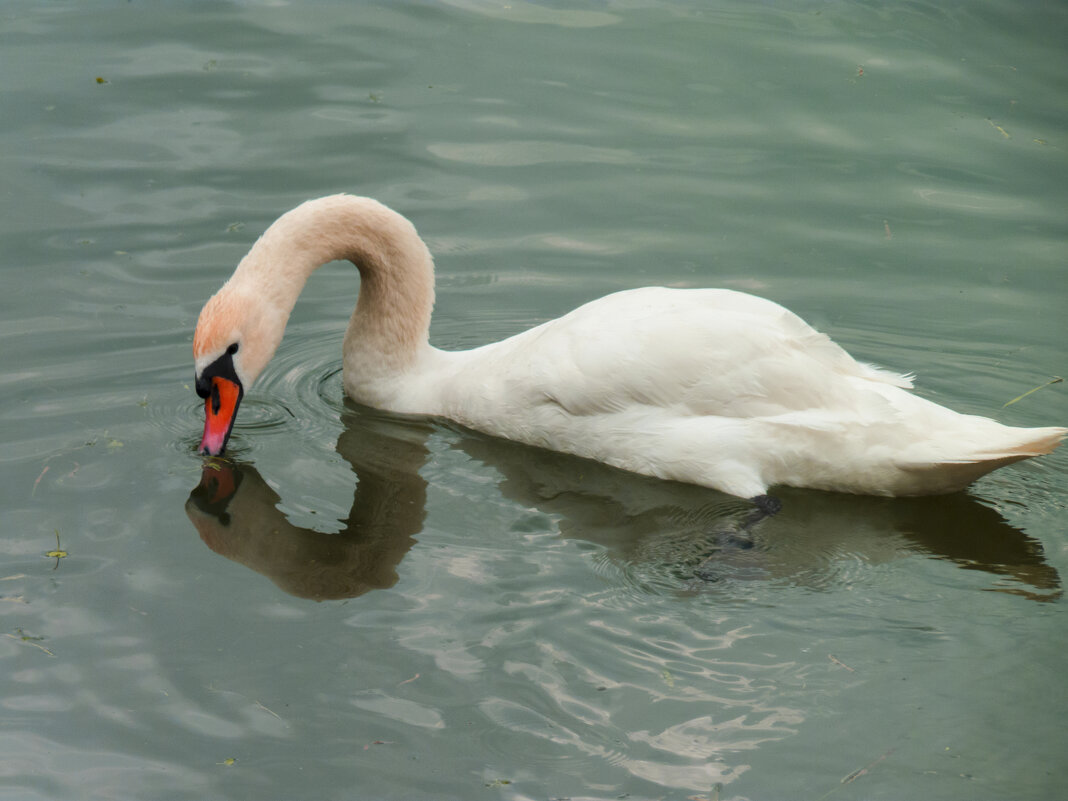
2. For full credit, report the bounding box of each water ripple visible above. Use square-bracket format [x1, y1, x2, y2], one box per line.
[160, 328, 345, 458]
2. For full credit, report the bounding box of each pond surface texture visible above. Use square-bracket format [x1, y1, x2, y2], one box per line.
[1, 2, 1066, 800]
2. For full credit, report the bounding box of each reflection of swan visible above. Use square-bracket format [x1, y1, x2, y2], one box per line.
[457, 433, 1062, 601]
[185, 409, 430, 601]
[191, 195, 1063, 502]
[185, 407, 1060, 602]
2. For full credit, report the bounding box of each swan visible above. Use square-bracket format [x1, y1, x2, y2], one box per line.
[193, 195, 1064, 504]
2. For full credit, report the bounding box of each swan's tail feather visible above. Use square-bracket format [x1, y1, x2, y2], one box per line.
[970, 425, 1067, 459]
[895, 426, 1066, 494]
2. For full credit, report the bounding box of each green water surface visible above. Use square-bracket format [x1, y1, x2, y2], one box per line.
[1, 2, 1066, 800]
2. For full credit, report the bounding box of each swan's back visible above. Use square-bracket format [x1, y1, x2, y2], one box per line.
[400, 287, 1063, 499]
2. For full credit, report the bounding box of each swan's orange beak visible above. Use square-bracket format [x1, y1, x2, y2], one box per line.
[199, 376, 243, 456]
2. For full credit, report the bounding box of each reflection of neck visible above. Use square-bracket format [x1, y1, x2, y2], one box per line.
[185, 412, 431, 601]
[345, 468, 426, 537]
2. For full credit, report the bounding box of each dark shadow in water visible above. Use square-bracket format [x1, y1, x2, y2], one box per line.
[185, 405, 1060, 602]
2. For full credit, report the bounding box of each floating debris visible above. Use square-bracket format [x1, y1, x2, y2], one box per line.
[841, 748, 894, 785]
[32, 465, 49, 496]
[987, 118, 1010, 139]
[255, 700, 282, 720]
[4, 631, 55, 657]
[1003, 377, 1062, 408]
[828, 654, 855, 672]
[46, 530, 68, 569]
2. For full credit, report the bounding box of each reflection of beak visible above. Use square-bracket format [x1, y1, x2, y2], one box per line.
[199, 461, 238, 504]
[198, 376, 243, 455]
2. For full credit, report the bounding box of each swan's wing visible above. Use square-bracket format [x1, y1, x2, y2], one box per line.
[493, 287, 912, 419]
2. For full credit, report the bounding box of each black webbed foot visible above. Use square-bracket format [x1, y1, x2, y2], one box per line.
[750, 494, 782, 515]
[744, 493, 781, 529]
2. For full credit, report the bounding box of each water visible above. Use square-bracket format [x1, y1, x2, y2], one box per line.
[2, 1, 1066, 799]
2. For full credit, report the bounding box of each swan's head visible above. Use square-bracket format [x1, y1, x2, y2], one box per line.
[193, 286, 283, 455]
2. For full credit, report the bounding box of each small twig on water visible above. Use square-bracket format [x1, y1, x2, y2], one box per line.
[363, 740, 395, 750]
[4, 632, 55, 657]
[32, 466, 49, 496]
[987, 118, 1010, 138]
[255, 700, 282, 720]
[1003, 377, 1062, 408]
[828, 654, 855, 672]
[841, 748, 895, 785]
[45, 530, 68, 570]
[816, 748, 895, 800]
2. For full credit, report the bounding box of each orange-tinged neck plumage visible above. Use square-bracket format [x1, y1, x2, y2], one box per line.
[193, 195, 436, 390]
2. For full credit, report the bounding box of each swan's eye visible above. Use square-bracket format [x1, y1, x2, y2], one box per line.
[227, 343, 239, 355]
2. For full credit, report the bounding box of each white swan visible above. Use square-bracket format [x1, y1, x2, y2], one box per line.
[193, 195, 1064, 503]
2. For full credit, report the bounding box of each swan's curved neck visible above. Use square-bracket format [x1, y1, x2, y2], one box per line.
[233, 195, 435, 376]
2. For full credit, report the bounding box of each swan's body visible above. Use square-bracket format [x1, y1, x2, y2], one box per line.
[193, 195, 1064, 500]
